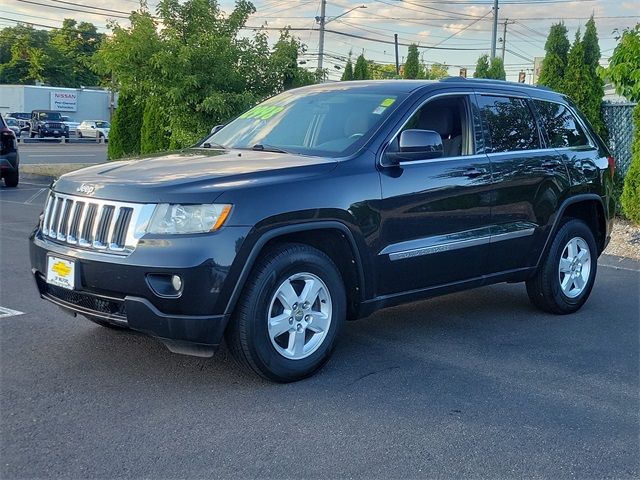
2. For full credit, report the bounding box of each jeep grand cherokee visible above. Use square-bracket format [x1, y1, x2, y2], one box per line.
[29, 79, 615, 382]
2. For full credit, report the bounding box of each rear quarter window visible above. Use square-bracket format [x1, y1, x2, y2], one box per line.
[533, 100, 590, 148]
[478, 95, 540, 153]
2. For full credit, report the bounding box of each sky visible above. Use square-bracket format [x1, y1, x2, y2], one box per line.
[2, 0, 639, 81]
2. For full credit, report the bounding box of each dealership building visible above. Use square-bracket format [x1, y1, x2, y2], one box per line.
[0, 85, 116, 122]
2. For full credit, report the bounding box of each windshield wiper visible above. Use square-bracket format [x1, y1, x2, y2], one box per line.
[201, 141, 227, 150]
[251, 143, 290, 154]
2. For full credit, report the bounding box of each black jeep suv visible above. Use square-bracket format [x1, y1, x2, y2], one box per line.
[29, 79, 615, 382]
[29, 110, 69, 139]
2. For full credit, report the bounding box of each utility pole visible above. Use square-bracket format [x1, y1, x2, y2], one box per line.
[501, 19, 509, 62]
[317, 0, 327, 73]
[490, 0, 499, 59]
[394, 34, 400, 75]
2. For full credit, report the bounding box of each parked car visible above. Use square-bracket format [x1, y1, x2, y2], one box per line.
[77, 120, 110, 141]
[29, 79, 615, 382]
[61, 116, 80, 136]
[1, 116, 19, 187]
[29, 110, 69, 138]
[5, 112, 31, 129]
[4, 117, 21, 138]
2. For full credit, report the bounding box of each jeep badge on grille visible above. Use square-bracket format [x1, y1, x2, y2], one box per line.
[77, 184, 96, 195]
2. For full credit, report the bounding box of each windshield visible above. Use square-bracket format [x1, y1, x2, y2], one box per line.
[95, 121, 110, 128]
[5, 118, 18, 126]
[39, 112, 63, 121]
[203, 88, 405, 157]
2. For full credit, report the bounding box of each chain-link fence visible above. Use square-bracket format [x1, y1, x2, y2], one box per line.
[602, 102, 637, 176]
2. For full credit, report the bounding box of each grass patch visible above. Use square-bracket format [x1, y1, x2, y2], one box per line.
[21, 163, 95, 179]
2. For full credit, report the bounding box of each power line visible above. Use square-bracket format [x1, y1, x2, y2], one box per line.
[242, 25, 490, 50]
[13, 0, 131, 19]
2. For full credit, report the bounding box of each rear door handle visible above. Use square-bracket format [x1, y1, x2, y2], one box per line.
[541, 159, 562, 169]
[464, 167, 487, 178]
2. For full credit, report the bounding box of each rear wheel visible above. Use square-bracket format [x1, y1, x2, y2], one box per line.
[3, 169, 18, 187]
[526, 219, 597, 314]
[226, 243, 346, 382]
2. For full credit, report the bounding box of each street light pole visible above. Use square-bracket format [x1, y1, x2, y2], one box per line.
[317, 0, 327, 72]
[490, 0, 499, 59]
[317, 3, 366, 75]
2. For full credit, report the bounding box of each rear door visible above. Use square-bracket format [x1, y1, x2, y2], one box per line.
[375, 90, 493, 295]
[476, 91, 570, 273]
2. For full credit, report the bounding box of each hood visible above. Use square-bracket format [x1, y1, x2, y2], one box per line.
[53, 148, 338, 203]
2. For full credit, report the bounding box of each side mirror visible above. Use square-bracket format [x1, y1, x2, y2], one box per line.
[210, 125, 223, 135]
[385, 129, 444, 164]
[90, 125, 95, 129]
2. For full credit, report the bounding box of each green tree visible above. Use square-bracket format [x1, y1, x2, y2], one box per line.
[370, 62, 398, 79]
[487, 57, 506, 80]
[580, 15, 606, 136]
[140, 96, 170, 155]
[353, 53, 369, 80]
[108, 92, 144, 160]
[403, 44, 423, 79]
[341, 51, 354, 81]
[563, 31, 591, 113]
[563, 29, 605, 137]
[603, 24, 640, 222]
[425, 63, 449, 80]
[473, 54, 504, 80]
[0, 20, 103, 86]
[538, 22, 570, 90]
[473, 54, 490, 78]
[602, 24, 640, 101]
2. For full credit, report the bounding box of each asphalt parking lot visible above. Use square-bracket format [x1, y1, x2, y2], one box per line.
[17, 142, 107, 165]
[1, 178, 639, 479]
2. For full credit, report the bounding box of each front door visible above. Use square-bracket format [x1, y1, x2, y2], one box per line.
[375, 92, 493, 296]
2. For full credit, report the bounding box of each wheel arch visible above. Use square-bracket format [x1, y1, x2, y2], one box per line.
[224, 221, 368, 320]
[537, 194, 608, 266]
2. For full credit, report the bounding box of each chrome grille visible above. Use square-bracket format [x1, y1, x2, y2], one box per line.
[41, 191, 155, 255]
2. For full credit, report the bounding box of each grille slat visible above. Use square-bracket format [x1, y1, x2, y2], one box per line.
[40, 192, 152, 255]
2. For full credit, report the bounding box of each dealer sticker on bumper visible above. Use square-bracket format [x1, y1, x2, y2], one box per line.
[46, 256, 75, 290]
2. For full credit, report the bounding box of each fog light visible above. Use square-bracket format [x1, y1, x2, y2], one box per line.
[171, 275, 182, 292]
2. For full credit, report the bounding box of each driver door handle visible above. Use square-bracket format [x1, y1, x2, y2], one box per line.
[464, 167, 487, 178]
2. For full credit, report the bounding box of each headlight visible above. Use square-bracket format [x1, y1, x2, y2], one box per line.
[44, 123, 50, 128]
[147, 203, 232, 234]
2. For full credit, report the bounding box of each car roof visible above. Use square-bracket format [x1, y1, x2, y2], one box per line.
[288, 78, 565, 102]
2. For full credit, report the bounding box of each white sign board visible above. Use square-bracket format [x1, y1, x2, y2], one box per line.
[50, 91, 77, 111]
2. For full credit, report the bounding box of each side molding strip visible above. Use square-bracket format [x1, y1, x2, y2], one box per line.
[383, 224, 536, 262]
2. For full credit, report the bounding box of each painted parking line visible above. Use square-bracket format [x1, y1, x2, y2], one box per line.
[0, 307, 24, 318]
[28, 154, 97, 158]
[24, 188, 48, 204]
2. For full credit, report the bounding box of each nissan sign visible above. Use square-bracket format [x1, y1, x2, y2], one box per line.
[50, 91, 78, 112]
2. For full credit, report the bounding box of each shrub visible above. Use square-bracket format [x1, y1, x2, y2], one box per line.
[620, 104, 640, 223]
[140, 96, 170, 155]
[108, 92, 143, 160]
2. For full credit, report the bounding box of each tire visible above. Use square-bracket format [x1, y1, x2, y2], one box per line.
[225, 243, 346, 382]
[77, 131, 83, 139]
[3, 169, 18, 187]
[29, 131, 35, 138]
[526, 219, 597, 314]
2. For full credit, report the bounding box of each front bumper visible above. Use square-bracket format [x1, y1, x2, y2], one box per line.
[30, 226, 251, 356]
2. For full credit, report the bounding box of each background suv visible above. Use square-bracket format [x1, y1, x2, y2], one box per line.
[29, 79, 614, 382]
[29, 110, 69, 139]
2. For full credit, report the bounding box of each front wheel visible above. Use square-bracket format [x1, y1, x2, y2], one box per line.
[225, 243, 346, 382]
[77, 131, 83, 138]
[526, 219, 597, 314]
[3, 169, 18, 187]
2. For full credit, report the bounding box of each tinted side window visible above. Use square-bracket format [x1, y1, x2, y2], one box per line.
[478, 95, 540, 152]
[533, 100, 589, 148]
